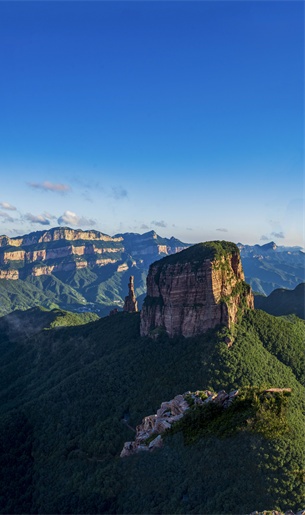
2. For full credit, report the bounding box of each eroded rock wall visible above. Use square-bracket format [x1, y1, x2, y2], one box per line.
[140, 243, 254, 338]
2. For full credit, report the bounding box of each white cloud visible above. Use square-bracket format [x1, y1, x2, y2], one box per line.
[151, 220, 167, 228]
[24, 213, 51, 225]
[0, 202, 17, 211]
[271, 231, 285, 239]
[57, 210, 96, 227]
[27, 181, 71, 194]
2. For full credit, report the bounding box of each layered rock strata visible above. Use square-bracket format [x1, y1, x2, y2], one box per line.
[140, 241, 254, 338]
[123, 276, 138, 312]
[0, 227, 189, 280]
[0, 227, 123, 247]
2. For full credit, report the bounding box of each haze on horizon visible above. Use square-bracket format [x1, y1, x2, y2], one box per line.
[0, 1, 303, 248]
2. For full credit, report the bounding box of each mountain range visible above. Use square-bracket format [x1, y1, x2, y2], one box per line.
[0, 240, 304, 514]
[0, 227, 304, 317]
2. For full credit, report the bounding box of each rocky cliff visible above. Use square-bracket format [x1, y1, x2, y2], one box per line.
[0, 227, 189, 281]
[0, 227, 189, 316]
[140, 241, 254, 338]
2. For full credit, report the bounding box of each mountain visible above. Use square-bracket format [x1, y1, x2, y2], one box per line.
[255, 283, 305, 319]
[0, 241, 304, 513]
[141, 241, 253, 337]
[238, 242, 305, 295]
[0, 227, 304, 317]
[0, 227, 188, 317]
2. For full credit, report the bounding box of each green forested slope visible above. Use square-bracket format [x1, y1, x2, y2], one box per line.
[0, 265, 148, 317]
[0, 310, 304, 514]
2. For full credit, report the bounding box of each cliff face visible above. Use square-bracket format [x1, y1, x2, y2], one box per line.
[140, 241, 254, 338]
[0, 227, 123, 247]
[0, 227, 189, 280]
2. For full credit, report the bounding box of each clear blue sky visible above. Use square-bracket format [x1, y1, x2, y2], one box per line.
[0, 1, 304, 247]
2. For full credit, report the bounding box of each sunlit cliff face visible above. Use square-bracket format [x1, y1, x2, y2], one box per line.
[140, 243, 254, 338]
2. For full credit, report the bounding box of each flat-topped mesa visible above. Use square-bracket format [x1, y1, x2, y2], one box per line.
[123, 276, 138, 313]
[140, 241, 254, 338]
[0, 227, 123, 247]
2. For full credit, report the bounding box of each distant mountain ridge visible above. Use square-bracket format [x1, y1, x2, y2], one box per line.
[255, 283, 305, 319]
[0, 227, 303, 316]
[0, 227, 188, 316]
[237, 241, 305, 295]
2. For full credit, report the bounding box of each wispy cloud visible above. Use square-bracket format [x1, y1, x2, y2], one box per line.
[27, 181, 71, 194]
[271, 231, 285, 239]
[43, 211, 57, 220]
[186, 227, 193, 231]
[25, 213, 51, 225]
[151, 220, 167, 228]
[140, 224, 149, 230]
[0, 211, 16, 222]
[216, 228, 228, 233]
[0, 202, 17, 211]
[111, 186, 128, 200]
[57, 210, 96, 227]
[260, 235, 269, 241]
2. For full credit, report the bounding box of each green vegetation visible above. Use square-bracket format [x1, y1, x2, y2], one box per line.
[153, 240, 239, 269]
[170, 387, 292, 443]
[0, 264, 148, 318]
[0, 307, 304, 513]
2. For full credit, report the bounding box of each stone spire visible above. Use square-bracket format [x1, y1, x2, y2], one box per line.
[123, 276, 138, 313]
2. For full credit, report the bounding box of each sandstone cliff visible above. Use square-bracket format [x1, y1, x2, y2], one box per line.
[140, 241, 254, 338]
[0, 228, 188, 281]
[0, 227, 123, 247]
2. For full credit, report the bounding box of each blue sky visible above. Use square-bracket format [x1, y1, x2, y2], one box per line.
[0, 1, 303, 247]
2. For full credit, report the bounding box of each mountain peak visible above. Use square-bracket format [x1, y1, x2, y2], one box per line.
[260, 241, 277, 251]
[141, 241, 253, 338]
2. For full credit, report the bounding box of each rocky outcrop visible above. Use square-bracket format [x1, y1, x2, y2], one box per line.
[123, 276, 138, 312]
[120, 394, 189, 457]
[0, 227, 188, 283]
[140, 241, 254, 338]
[0, 269, 19, 280]
[249, 511, 305, 515]
[0, 227, 123, 247]
[1, 250, 26, 264]
[120, 387, 291, 458]
[117, 263, 129, 273]
[120, 388, 240, 458]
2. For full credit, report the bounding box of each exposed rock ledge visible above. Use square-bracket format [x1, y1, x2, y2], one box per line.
[0, 269, 19, 280]
[120, 389, 239, 458]
[121, 387, 292, 458]
[249, 511, 305, 515]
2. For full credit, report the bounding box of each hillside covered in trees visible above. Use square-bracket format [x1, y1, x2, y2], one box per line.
[0, 306, 304, 513]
